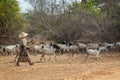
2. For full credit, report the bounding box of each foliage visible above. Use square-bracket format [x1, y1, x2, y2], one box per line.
[0, 0, 24, 33]
[85, 0, 101, 14]
[68, 0, 101, 15]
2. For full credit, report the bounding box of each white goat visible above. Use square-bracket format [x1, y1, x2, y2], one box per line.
[85, 46, 102, 61]
[39, 44, 57, 62]
[87, 43, 99, 50]
[104, 42, 114, 48]
[100, 46, 108, 53]
[77, 43, 87, 53]
[67, 44, 79, 61]
[57, 44, 70, 52]
[77, 43, 87, 48]
[33, 44, 44, 53]
[116, 42, 120, 46]
[69, 45, 78, 51]
[4, 44, 20, 55]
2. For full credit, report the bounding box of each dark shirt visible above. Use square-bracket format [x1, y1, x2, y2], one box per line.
[19, 45, 29, 57]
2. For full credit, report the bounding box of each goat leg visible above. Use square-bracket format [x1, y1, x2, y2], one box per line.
[40, 53, 45, 62]
[84, 54, 89, 62]
[48, 55, 51, 62]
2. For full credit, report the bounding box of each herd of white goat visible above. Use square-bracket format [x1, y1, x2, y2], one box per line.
[0, 41, 120, 62]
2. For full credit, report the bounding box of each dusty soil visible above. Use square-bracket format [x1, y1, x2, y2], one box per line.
[0, 53, 120, 80]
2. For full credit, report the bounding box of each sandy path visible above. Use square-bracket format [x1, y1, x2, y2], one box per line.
[0, 53, 120, 80]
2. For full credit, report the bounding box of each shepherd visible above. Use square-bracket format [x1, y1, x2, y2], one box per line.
[15, 32, 33, 66]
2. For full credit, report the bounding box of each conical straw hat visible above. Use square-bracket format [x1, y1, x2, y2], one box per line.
[18, 32, 28, 38]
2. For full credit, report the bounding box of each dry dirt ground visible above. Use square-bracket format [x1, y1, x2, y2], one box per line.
[0, 53, 120, 80]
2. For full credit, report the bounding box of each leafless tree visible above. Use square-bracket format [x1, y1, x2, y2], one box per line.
[26, 0, 120, 43]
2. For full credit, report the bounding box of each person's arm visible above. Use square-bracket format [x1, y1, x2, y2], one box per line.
[26, 47, 31, 57]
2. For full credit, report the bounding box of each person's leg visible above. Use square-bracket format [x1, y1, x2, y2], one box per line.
[14, 52, 19, 61]
[16, 57, 20, 66]
[28, 57, 33, 65]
